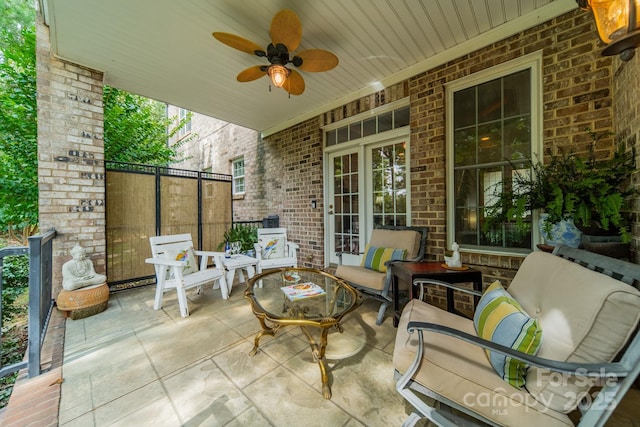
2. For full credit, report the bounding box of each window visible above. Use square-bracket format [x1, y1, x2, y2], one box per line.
[325, 104, 410, 147]
[447, 53, 542, 253]
[178, 108, 192, 138]
[232, 158, 245, 194]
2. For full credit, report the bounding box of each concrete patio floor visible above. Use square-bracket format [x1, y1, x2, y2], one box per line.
[57, 280, 415, 427]
[4, 274, 639, 426]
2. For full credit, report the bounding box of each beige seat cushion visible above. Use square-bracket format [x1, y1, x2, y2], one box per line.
[394, 299, 573, 427]
[511, 252, 640, 413]
[335, 264, 386, 291]
[335, 228, 421, 292]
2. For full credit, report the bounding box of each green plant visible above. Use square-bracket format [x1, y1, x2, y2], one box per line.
[484, 131, 635, 243]
[1, 254, 29, 323]
[218, 224, 258, 252]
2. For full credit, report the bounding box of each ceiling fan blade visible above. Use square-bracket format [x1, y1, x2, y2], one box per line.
[284, 69, 305, 95]
[295, 49, 339, 72]
[212, 32, 265, 56]
[270, 9, 302, 52]
[237, 66, 266, 82]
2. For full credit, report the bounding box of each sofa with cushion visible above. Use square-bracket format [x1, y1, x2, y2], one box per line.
[335, 225, 427, 325]
[394, 246, 640, 426]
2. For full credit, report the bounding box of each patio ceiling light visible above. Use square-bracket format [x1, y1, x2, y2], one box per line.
[267, 64, 290, 88]
[578, 0, 640, 61]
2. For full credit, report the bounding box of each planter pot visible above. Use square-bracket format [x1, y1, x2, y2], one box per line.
[538, 214, 582, 248]
[243, 249, 256, 258]
[580, 234, 630, 260]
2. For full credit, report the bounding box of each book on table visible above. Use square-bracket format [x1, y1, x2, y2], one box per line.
[281, 282, 326, 301]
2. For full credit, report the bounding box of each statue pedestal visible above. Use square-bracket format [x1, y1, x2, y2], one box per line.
[57, 282, 109, 320]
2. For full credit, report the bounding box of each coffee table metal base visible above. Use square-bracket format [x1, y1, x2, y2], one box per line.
[248, 314, 336, 399]
[245, 267, 361, 400]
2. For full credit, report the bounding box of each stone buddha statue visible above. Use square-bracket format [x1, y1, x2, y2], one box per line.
[62, 244, 107, 291]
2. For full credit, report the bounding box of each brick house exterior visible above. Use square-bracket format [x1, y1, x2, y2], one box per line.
[36, 8, 640, 293]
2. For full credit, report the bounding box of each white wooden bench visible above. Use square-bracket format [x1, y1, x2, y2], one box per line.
[146, 234, 227, 317]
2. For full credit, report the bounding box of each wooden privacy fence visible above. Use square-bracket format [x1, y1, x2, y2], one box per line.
[105, 161, 232, 288]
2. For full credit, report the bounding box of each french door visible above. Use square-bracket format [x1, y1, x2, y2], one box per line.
[326, 136, 409, 265]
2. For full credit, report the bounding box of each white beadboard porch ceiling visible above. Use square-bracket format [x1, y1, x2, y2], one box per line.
[42, 0, 578, 136]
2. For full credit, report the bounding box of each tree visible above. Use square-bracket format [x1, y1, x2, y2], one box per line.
[103, 86, 194, 165]
[0, 0, 193, 237]
[0, 10, 37, 241]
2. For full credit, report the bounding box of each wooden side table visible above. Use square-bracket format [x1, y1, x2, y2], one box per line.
[391, 262, 483, 327]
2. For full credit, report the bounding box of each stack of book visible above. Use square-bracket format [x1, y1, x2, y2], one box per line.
[281, 282, 326, 301]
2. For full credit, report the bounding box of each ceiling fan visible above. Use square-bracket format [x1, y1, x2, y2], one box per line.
[212, 9, 338, 96]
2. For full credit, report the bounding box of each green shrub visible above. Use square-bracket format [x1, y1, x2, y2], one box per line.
[1, 254, 28, 323]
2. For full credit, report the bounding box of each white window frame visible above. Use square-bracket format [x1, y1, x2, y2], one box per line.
[232, 157, 245, 195]
[178, 108, 192, 139]
[445, 51, 544, 255]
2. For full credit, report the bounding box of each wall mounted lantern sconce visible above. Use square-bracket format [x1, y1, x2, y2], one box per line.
[578, 0, 640, 61]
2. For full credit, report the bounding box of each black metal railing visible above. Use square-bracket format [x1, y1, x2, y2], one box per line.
[233, 215, 280, 229]
[0, 229, 56, 379]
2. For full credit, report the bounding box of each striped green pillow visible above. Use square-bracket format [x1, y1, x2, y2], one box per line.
[360, 245, 407, 273]
[473, 280, 543, 388]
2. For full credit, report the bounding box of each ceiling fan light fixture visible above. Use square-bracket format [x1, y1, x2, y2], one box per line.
[267, 64, 290, 88]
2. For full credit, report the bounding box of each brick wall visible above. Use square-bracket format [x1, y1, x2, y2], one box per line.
[261, 119, 325, 267]
[612, 50, 640, 263]
[36, 15, 106, 295]
[166, 107, 264, 222]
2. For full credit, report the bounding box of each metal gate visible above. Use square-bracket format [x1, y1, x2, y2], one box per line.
[105, 161, 232, 289]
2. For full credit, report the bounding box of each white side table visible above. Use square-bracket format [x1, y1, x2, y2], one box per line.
[221, 254, 258, 294]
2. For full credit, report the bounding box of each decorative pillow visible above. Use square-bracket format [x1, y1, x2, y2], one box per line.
[165, 246, 199, 278]
[473, 280, 543, 388]
[360, 245, 407, 273]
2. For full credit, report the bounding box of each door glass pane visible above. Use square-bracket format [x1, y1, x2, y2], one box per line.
[333, 153, 359, 254]
[370, 141, 407, 227]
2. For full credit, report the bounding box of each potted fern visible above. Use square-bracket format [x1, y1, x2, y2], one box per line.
[484, 131, 635, 247]
[218, 224, 258, 256]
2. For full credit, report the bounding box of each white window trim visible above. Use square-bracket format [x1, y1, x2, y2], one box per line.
[232, 157, 245, 195]
[178, 108, 192, 139]
[445, 50, 544, 256]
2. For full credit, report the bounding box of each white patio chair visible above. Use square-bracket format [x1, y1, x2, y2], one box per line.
[145, 233, 227, 317]
[253, 228, 298, 276]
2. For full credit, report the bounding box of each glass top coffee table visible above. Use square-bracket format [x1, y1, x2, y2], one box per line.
[244, 267, 361, 399]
